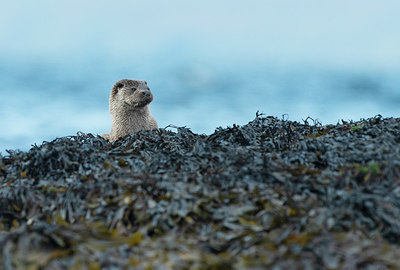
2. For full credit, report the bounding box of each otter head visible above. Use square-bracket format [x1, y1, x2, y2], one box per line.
[111, 79, 153, 109]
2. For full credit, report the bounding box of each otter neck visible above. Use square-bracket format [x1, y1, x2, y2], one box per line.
[110, 105, 151, 135]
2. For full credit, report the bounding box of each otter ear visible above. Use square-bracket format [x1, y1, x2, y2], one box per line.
[112, 82, 124, 96]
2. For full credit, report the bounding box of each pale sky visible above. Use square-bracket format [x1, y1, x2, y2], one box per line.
[0, 1, 399, 69]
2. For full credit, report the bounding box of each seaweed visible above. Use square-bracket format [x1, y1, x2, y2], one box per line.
[1, 114, 400, 269]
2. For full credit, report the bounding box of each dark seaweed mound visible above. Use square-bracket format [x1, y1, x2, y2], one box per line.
[1, 114, 400, 269]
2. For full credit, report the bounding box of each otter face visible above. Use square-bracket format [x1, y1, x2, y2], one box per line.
[111, 79, 153, 108]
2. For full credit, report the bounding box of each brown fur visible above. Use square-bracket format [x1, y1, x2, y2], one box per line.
[103, 79, 158, 141]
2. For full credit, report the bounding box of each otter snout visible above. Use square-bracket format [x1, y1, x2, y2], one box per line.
[141, 90, 151, 97]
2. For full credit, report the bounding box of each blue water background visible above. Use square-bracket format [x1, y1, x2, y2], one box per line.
[1, 1, 399, 152]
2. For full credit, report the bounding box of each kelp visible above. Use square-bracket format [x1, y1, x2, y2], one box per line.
[1, 114, 400, 269]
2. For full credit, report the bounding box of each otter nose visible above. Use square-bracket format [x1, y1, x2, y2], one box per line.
[142, 91, 151, 97]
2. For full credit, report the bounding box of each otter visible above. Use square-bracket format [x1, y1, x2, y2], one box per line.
[103, 79, 158, 141]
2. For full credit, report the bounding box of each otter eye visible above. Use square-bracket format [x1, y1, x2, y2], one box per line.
[116, 83, 124, 88]
[131, 87, 137, 91]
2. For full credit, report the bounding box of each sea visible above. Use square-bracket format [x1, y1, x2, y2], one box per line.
[1, 57, 399, 153]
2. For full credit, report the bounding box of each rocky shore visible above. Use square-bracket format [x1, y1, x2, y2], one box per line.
[1, 113, 400, 269]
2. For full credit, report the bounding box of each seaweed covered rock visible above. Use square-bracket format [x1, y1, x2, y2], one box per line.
[1, 114, 400, 269]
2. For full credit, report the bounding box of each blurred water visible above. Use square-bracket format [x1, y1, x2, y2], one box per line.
[0, 1, 399, 152]
[1, 57, 399, 152]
